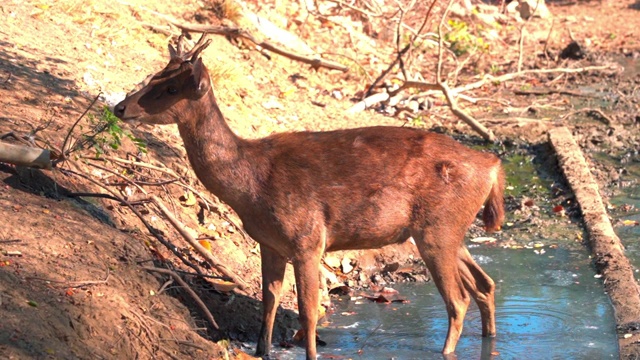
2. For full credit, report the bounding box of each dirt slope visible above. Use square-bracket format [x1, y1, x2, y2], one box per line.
[1, 0, 639, 359]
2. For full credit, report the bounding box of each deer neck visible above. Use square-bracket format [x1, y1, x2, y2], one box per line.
[176, 90, 260, 209]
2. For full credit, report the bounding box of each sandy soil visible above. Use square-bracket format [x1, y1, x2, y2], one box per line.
[1, 0, 638, 359]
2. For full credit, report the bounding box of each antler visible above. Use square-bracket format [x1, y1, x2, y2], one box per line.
[168, 33, 212, 62]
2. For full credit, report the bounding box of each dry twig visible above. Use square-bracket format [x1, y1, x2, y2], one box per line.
[364, 0, 437, 98]
[451, 64, 618, 94]
[59, 93, 101, 162]
[438, 82, 495, 141]
[437, 0, 455, 82]
[147, 18, 347, 72]
[514, 88, 599, 98]
[26, 265, 111, 288]
[86, 155, 248, 240]
[560, 108, 614, 125]
[63, 169, 204, 276]
[149, 195, 248, 290]
[142, 266, 219, 330]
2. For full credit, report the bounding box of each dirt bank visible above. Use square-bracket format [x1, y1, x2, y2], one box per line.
[1, 0, 639, 359]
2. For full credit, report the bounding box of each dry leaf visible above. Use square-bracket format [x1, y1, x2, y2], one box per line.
[324, 255, 340, 268]
[233, 349, 259, 359]
[199, 239, 212, 252]
[180, 191, 197, 206]
[205, 278, 238, 292]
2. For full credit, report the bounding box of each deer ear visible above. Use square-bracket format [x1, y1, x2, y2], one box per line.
[168, 44, 179, 60]
[192, 57, 211, 96]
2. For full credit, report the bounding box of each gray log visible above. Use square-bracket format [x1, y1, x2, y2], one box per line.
[0, 141, 52, 170]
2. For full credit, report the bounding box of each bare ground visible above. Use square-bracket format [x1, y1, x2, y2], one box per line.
[1, 0, 639, 359]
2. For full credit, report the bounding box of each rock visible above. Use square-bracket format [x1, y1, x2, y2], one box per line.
[371, 274, 386, 286]
[359, 272, 367, 284]
[382, 262, 400, 273]
[262, 97, 284, 110]
[320, 263, 339, 285]
[324, 255, 340, 269]
[517, 0, 551, 20]
[560, 41, 586, 60]
[341, 257, 354, 274]
[328, 285, 352, 296]
[408, 100, 420, 113]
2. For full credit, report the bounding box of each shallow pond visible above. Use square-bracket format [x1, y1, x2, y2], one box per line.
[271, 247, 618, 359]
[594, 152, 640, 270]
[611, 183, 640, 270]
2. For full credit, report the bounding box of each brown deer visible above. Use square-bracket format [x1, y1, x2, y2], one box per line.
[114, 34, 504, 359]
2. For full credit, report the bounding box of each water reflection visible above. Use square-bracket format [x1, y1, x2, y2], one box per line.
[612, 184, 640, 269]
[271, 247, 618, 359]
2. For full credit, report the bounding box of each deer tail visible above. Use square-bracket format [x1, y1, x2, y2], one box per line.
[482, 164, 505, 233]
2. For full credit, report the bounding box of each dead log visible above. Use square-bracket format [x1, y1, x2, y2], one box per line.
[0, 141, 52, 170]
[548, 127, 640, 358]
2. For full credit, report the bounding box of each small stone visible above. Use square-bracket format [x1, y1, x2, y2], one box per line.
[324, 255, 340, 269]
[341, 257, 354, 274]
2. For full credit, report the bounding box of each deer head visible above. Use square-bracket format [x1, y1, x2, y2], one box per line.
[114, 34, 213, 125]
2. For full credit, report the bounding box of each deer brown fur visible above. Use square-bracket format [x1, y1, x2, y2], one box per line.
[114, 35, 505, 359]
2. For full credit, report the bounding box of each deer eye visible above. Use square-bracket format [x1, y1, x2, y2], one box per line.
[167, 86, 178, 95]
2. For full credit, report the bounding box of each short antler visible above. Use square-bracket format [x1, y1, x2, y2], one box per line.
[169, 33, 212, 62]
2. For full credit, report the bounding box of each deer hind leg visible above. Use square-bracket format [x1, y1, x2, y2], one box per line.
[255, 245, 288, 357]
[414, 229, 470, 355]
[458, 246, 496, 337]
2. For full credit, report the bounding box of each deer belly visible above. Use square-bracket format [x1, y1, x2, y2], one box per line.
[326, 220, 412, 251]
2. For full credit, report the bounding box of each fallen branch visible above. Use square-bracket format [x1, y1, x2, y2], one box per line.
[364, 0, 437, 98]
[437, 0, 456, 82]
[483, 117, 549, 124]
[451, 64, 619, 95]
[346, 92, 389, 114]
[324, 0, 384, 18]
[363, 44, 410, 98]
[142, 266, 219, 330]
[0, 239, 22, 244]
[438, 82, 495, 142]
[149, 194, 248, 291]
[560, 108, 614, 125]
[514, 88, 599, 98]
[357, 323, 383, 356]
[356, 64, 619, 139]
[86, 161, 148, 196]
[0, 141, 52, 170]
[388, 80, 440, 97]
[1, 131, 35, 146]
[87, 155, 180, 178]
[148, 19, 347, 72]
[515, 0, 540, 72]
[354, 80, 496, 141]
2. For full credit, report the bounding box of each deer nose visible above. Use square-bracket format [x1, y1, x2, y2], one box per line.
[114, 102, 126, 118]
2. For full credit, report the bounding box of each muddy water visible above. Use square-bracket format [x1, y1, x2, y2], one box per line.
[593, 152, 640, 269]
[611, 168, 640, 269]
[271, 247, 618, 359]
